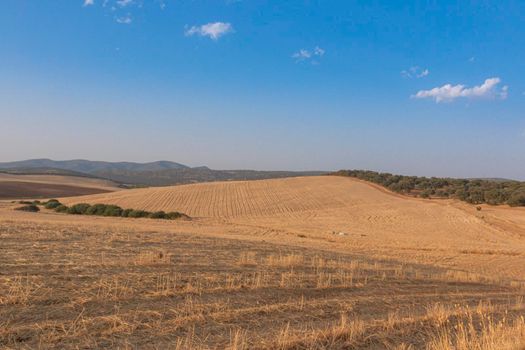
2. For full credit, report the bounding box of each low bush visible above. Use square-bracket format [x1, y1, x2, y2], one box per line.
[39, 201, 188, 220]
[102, 205, 123, 217]
[67, 203, 91, 215]
[15, 204, 40, 212]
[128, 209, 150, 218]
[85, 204, 108, 216]
[166, 211, 184, 220]
[121, 208, 133, 217]
[45, 201, 62, 209]
[508, 191, 525, 207]
[54, 205, 69, 213]
[148, 211, 167, 219]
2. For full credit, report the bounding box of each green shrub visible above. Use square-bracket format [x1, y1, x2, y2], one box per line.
[121, 208, 133, 217]
[18, 201, 33, 205]
[15, 204, 40, 212]
[166, 211, 184, 220]
[67, 203, 91, 215]
[45, 201, 62, 209]
[333, 170, 525, 207]
[54, 205, 69, 213]
[85, 204, 108, 216]
[419, 190, 431, 198]
[148, 211, 167, 219]
[128, 210, 150, 218]
[507, 192, 525, 207]
[102, 205, 123, 217]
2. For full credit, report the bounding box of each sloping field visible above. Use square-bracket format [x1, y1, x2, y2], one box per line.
[0, 174, 121, 199]
[63, 176, 525, 279]
[62, 175, 450, 217]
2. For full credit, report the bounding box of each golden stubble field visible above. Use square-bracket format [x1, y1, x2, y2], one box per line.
[2, 176, 525, 349]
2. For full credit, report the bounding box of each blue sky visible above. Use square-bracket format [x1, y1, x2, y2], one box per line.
[1, 1, 524, 179]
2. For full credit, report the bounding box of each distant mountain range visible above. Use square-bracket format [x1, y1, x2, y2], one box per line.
[0, 159, 188, 173]
[0, 159, 325, 186]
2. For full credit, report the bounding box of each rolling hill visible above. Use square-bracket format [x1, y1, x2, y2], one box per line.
[0, 159, 325, 186]
[0, 159, 188, 173]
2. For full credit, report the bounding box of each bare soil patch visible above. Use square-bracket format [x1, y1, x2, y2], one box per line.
[0, 181, 112, 199]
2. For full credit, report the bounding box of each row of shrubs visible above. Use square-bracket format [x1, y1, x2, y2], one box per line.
[332, 170, 525, 207]
[17, 199, 189, 220]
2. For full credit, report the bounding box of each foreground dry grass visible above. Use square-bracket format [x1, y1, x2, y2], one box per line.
[1, 214, 525, 349]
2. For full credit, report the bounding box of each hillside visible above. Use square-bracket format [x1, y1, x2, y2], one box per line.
[62, 176, 524, 257]
[92, 167, 326, 186]
[0, 159, 325, 186]
[0, 159, 188, 174]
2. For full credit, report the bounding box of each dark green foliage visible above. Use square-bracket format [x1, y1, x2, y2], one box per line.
[42, 201, 188, 220]
[102, 205, 123, 217]
[507, 190, 525, 207]
[44, 200, 62, 209]
[18, 201, 33, 205]
[148, 211, 167, 219]
[333, 170, 525, 207]
[85, 204, 108, 216]
[15, 204, 40, 212]
[67, 203, 91, 215]
[54, 205, 69, 213]
[127, 210, 150, 218]
[166, 211, 185, 220]
[121, 208, 133, 217]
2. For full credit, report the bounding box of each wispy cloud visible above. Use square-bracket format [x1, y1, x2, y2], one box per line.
[185, 22, 233, 40]
[412, 77, 508, 103]
[83, 0, 95, 6]
[292, 46, 325, 64]
[116, 14, 132, 24]
[116, 0, 133, 7]
[401, 66, 429, 79]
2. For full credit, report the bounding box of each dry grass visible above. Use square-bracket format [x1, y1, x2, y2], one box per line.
[1, 218, 525, 349]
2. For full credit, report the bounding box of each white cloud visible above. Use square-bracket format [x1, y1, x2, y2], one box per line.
[185, 22, 233, 40]
[116, 14, 132, 24]
[413, 77, 508, 103]
[292, 46, 325, 63]
[83, 0, 94, 6]
[116, 0, 132, 7]
[314, 46, 325, 57]
[401, 66, 429, 79]
[292, 49, 312, 60]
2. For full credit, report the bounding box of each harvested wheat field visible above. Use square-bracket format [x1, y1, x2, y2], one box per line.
[2, 176, 525, 349]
